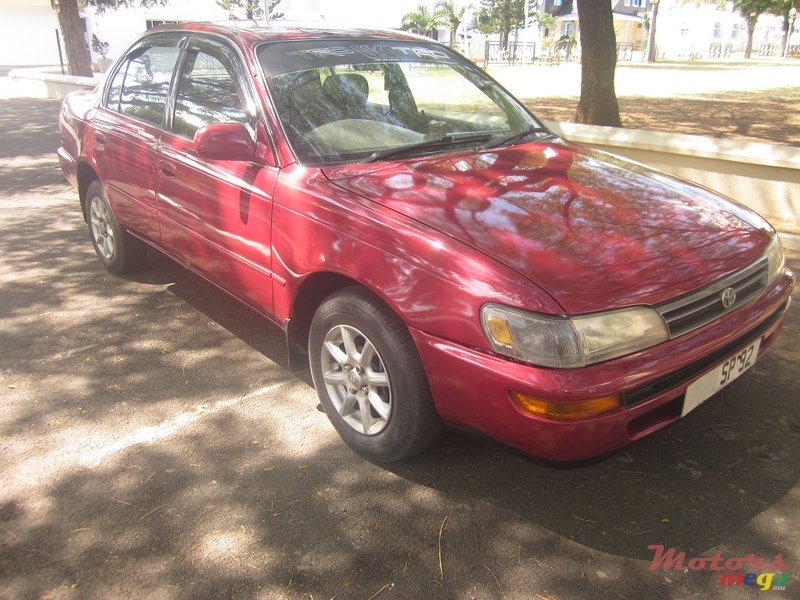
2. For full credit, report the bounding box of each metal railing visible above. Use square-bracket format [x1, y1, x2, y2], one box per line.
[484, 41, 536, 65]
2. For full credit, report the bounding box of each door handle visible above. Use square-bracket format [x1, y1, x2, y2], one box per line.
[158, 160, 177, 178]
[95, 132, 106, 147]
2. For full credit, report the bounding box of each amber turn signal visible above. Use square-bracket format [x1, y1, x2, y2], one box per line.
[513, 392, 620, 420]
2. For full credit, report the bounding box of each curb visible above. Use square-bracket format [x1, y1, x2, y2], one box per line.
[779, 232, 800, 252]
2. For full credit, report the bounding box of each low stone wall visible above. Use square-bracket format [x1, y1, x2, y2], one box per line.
[545, 121, 800, 244]
[9, 67, 98, 99]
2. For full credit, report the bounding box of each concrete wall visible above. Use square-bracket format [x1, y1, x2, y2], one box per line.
[546, 121, 800, 238]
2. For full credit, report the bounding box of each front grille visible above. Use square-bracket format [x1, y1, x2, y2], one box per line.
[623, 300, 787, 407]
[656, 257, 768, 338]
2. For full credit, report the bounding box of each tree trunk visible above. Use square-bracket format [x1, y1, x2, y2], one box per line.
[646, 0, 659, 63]
[52, 0, 93, 77]
[574, 0, 622, 127]
[744, 17, 756, 59]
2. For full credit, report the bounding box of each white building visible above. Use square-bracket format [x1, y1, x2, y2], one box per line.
[1, 0, 62, 66]
[653, 0, 790, 59]
[1, 0, 796, 68]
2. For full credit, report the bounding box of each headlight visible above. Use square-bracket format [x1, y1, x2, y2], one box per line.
[765, 235, 785, 285]
[481, 304, 669, 368]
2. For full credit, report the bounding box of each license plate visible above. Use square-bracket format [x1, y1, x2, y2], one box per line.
[682, 338, 761, 417]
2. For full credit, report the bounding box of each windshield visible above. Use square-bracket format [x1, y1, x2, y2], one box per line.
[257, 39, 544, 165]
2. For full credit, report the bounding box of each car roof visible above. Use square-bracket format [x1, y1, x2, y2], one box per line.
[147, 20, 432, 47]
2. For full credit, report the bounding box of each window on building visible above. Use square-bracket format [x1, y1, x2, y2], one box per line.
[680, 24, 690, 37]
[146, 19, 183, 29]
[713, 22, 723, 38]
[732, 23, 744, 39]
[554, 0, 563, 6]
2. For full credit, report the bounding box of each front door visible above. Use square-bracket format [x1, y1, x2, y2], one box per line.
[156, 37, 278, 315]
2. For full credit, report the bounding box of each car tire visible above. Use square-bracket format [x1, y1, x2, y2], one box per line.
[309, 286, 441, 462]
[85, 180, 147, 274]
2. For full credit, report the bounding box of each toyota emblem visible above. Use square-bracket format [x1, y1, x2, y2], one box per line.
[721, 287, 736, 309]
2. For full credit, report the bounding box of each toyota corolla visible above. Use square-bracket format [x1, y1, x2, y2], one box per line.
[57, 22, 794, 462]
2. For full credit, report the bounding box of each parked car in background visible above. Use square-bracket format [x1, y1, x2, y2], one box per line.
[58, 22, 794, 462]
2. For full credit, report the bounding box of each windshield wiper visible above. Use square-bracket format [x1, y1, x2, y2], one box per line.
[364, 132, 494, 163]
[478, 126, 555, 150]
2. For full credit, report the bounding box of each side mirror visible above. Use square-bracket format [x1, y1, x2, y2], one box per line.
[193, 122, 256, 161]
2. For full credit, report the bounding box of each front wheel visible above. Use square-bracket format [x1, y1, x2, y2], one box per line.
[86, 180, 147, 274]
[309, 287, 441, 462]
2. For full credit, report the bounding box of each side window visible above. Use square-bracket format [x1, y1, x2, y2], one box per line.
[118, 46, 180, 127]
[106, 62, 127, 111]
[173, 46, 250, 139]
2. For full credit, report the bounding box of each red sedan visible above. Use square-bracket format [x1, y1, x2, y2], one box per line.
[58, 22, 794, 462]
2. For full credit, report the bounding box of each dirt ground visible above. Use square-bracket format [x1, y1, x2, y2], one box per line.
[526, 88, 800, 148]
[485, 59, 800, 147]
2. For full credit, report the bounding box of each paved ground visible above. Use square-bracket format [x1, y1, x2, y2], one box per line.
[1, 97, 799, 600]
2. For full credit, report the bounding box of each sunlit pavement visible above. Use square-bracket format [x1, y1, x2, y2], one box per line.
[488, 59, 800, 100]
[0, 94, 798, 599]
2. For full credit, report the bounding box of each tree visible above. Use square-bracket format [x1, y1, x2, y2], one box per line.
[646, 0, 660, 62]
[51, 0, 169, 77]
[436, 1, 469, 47]
[778, 0, 799, 56]
[401, 5, 444, 37]
[473, 0, 531, 50]
[536, 11, 555, 38]
[723, 0, 780, 58]
[574, 0, 622, 127]
[266, 0, 284, 20]
[217, 0, 283, 20]
[553, 33, 577, 60]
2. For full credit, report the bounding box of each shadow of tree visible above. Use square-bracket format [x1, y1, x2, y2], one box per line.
[0, 97, 62, 158]
[525, 88, 800, 147]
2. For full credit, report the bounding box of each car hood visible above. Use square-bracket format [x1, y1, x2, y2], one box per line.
[322, 140, 771, 314]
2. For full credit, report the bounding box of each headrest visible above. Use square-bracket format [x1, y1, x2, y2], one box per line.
[323, 73, 369, 107]
[291, 69, 322, 90]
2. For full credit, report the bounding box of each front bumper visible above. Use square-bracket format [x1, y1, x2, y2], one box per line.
[412, 270, 794, 462]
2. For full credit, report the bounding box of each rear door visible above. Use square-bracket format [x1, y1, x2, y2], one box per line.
[156, 35, 278, 314]
[93, 35, 182, 241]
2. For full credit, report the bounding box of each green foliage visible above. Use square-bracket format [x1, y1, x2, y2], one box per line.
[401, 5, 444, 35]
[436, 1, 468, 31]
[472, 0, 530, 34]
[91, 33, 109, 58]
[720, 0, 783, 25]
[435, 1, 469, 45]
[216, 0, 284, 19]
[79, 0, 170, 15]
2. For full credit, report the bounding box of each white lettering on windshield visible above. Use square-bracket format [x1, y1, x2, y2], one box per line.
[285, 45, 452, 62]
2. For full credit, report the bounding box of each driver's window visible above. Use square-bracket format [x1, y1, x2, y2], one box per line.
[172, 46, 250, 139]
[118, 46, 180, 127]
